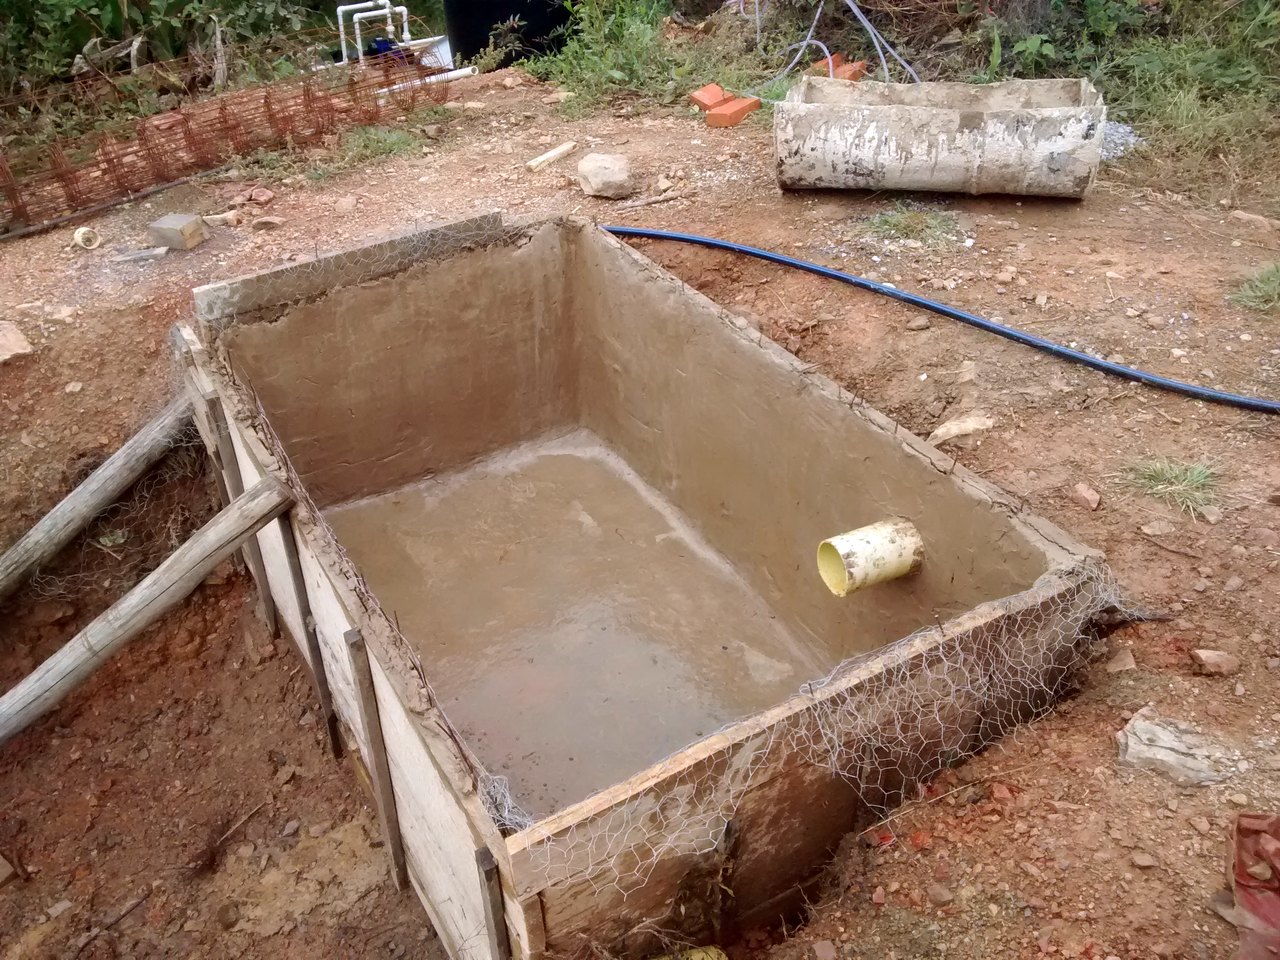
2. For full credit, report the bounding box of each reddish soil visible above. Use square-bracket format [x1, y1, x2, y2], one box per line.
[2, 68, 1278, 959]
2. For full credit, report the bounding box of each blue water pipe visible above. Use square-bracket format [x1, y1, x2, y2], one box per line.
[602, 225, 1280, 416]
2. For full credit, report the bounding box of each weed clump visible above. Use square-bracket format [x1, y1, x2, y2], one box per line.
[864, 202, 958, 246]
[1231, 264, 1280, 313]
[1119, 458, 1220, 517]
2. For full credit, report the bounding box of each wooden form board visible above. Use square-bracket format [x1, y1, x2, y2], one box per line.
[502, 570, 1098, 953]
[371, 654, 501, 960]
[180, 327, 508, 960]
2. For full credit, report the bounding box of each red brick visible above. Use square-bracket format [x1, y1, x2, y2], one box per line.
[808, 53, 845, 75]
[689, 83, 732, 112]
[706, 96, 761, 128]
[832, 60, 868, 82]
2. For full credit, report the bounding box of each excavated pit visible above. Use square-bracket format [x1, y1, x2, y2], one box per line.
[221, 219, 1066, 820]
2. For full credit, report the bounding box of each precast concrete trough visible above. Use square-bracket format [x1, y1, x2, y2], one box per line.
[775, 76, 1106, 198]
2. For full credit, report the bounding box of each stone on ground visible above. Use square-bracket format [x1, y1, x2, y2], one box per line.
[577, 153, 638, 199]
[1115, 706, 1230, 785]
[147, 213, 209, 250]
[1191, 649, 1241, 676]
[0, 322, 33, 364]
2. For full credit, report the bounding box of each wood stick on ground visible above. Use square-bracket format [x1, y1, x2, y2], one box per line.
[0, 396, 194, 604]
[0, 477, 293, 746]
[618, 190, 689, 210]
[216, 798, 269, 847]
[73, 888, 152, 957]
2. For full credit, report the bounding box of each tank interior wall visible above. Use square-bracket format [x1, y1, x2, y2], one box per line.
[224, 225, 580, 508]
[223, 221, 1054, 664]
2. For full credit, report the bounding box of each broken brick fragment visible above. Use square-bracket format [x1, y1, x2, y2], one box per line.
[689, 83, 732, 112]
[808, 53, 845, 75]
[706, 96, 761, 128]
[832, 61, 868, 82]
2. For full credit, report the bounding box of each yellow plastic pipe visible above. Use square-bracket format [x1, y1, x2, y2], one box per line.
[817, 518, 923, 596]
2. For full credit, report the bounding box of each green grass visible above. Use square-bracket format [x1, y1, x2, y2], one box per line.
[526, 0, 779, 107]
[1120, 458, 1221, 517]
[1231, 264, 1280, 312]
[863, 203, 958, 245]
[1097, 30, 1280, 205]
[237, 112, 446, 182]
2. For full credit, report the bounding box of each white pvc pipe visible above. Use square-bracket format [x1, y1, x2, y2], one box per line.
[377, 65, 478, 101]
[336, 0, 387, 64]
[816, 518, 923, 596]
[353, 9, 393, 61]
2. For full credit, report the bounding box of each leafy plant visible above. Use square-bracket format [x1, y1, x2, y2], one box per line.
[528, 0, 777, 106]
[1011, 33, 1056, 75]
[971, 23, 1003, 83]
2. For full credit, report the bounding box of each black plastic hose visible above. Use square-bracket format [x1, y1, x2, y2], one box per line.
[603, 225, 1280, 416]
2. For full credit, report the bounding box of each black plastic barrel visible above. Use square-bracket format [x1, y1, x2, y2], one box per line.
[442, 0, 572, 64]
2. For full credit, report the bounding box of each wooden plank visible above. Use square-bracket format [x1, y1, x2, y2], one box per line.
[294, 533, 367, 755]
[0, 396, 193, 603]
[346, 628, 408, 890]
[183, 325, 515, 949]
[279, 514, 342, 759]
[205, 396, 278, 636]
[478, 848, 512, 960]
[369, 653, 498, 960]
[0, 478, 292, 745]
[501, 891, 543, 960]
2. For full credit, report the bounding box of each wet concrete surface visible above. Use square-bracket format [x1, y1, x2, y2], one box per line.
[325, 430, 830, 818]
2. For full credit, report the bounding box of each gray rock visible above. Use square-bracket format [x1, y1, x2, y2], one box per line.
[113, 246, 169, 262]
[1105, 648, 1136, 673]
[926, 883, 954, 906]
[1101, 120, 1144, 161]
[147, 212, 208, 250]
[1115, 706, 1230, 785]
[1191, 649, 1240, 676]
[577, 153, 637, 199]
[0, 322, 33, 364]
[906, 316, 932, 331]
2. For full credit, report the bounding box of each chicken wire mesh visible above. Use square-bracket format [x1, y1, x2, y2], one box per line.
[191, 215, 1125, 908]
[507, 560, 1120, 898]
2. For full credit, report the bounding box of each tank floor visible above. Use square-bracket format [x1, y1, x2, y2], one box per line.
[324, 430, 829, 819]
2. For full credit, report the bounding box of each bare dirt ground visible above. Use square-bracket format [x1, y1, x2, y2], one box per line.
[2, 68, 1278, 959]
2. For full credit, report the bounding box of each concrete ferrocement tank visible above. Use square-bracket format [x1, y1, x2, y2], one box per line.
[774, 76, 1106, 199]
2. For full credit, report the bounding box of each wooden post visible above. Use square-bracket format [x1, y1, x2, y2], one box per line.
[278, 515, 343, 759]
[204, 396, 278, 637]
[345, 628, 408, 891]
[0, 478, 292, 746]
[477, 847, 512, 960]
[0, 396, 193, 604]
